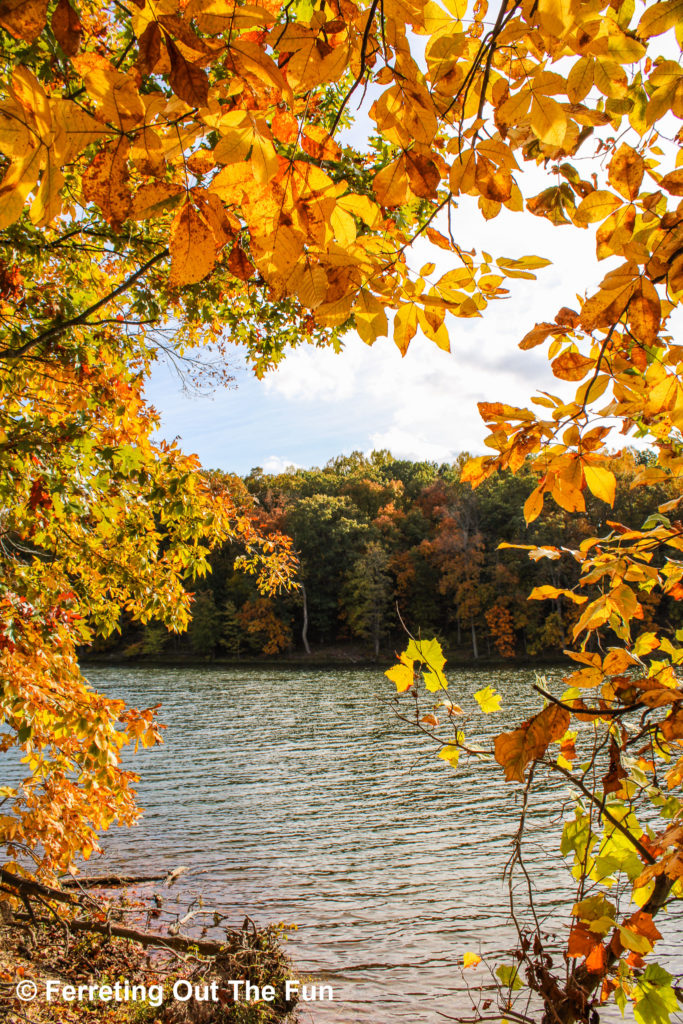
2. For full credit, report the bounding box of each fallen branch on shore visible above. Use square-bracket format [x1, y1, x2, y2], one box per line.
[12, 912, 228, 957]
[0, 867, 299, 1023]
[60, 873, 169, 889]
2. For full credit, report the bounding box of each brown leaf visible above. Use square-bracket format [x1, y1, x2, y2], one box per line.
[81, 138, 131, 228]
[475, 155, 512, 203]
[137, 21, 161, 76]
[169, 203, 217, 286]
[51, 0, 81, 55]
[608, 144, 644, 200]
[494, 704, 570, 782]
[406, 150, 440, 199]
[227, 244, 255, 282]
[551, 351, 594, 381]
[660, 169, 683, 196]
[555, 307, 580, 327]
[196, 192, 237, 250]
[602, 736, 627, 795]
[0, 0, 47, 41]
[166, 37, 209, 108]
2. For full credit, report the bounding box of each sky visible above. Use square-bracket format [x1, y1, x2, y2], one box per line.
[144, 187, 615, 476]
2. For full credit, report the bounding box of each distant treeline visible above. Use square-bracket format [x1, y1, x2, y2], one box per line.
[92, 449, 680, 662]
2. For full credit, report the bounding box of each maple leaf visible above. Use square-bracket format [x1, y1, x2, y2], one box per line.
[495, 705, 571, 782]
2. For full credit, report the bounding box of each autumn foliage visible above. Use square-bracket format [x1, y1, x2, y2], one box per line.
[1, 0, 683, 1019]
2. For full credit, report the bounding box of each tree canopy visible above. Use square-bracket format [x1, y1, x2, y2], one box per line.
[1, 0, 683, 1021]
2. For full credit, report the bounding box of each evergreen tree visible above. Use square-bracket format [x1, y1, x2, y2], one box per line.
[188, 591, 219, 658]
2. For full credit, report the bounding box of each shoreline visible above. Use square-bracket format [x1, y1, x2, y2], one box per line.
[79, 648, 569, 672]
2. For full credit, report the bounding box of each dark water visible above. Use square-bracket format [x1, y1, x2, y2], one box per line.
[4, 665, 683, 1021]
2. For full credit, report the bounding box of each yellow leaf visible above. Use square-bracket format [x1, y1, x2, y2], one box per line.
[337, 192, 381, 228]
[530, 94, 567, 147]
[574, 191, 622, 225]
[524, 486, 544, 524]
[529, 585, 588, 604]
[295, 264, 328, 310]
[373, 157, 409, 207]
[567, 57, 594, 103]
[29, 154, 64, 226]
[385, 655, 415, 693]
[637, 0, 683, 38]
[463, 952, 482, 968]
[583, 464, 616, 505]
[393, 303, 418, 356]
[608, 144, 644, 200]
[474, 685, 502, 713]
[438, 744, 461, 769]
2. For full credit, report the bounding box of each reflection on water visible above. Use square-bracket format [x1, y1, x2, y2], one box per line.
[4, 665, 682, 1021]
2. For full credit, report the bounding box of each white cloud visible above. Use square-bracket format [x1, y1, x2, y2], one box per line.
[261, 455, 302, 474]
[252, 188, 635, 465]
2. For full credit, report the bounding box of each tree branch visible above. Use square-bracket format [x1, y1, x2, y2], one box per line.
[0, 248, 169, 361]
[542, 759, 656, 865]
[533, 684, 643, 718]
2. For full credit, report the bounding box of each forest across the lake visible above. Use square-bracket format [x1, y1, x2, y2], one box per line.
[92, 448, 680, 665]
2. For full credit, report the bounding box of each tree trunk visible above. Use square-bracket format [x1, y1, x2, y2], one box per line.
[301, 583, 311, 655]
[471, 617, 478, 659]
[373, 611, 380, 658]
[457, 616, 462, 645]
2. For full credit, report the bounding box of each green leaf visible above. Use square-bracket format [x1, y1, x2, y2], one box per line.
[634, 964, 679, 1024]
[496, 965, 523, 991]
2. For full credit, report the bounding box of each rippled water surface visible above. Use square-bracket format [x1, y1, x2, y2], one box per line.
[6, 665, 683, 1021]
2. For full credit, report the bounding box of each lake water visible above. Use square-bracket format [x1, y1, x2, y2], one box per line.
[4, 665, 683, 1021]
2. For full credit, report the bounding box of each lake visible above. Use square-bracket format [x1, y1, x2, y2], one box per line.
[4, 665, 683, 1021]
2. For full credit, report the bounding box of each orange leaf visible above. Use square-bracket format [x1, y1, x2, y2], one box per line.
[552, 352, 594, 381]
[660, 169, 683, 196]
[426, 227, 452, 250]
[494, 704, 570, 782]
[169, 203, 217, 286]
[82, 138, 131, 228]
[519, 322, 556, 350]
[567, 923, 601, 958]
[584, 942, 607, 974]
[475, 155, 512, 203]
